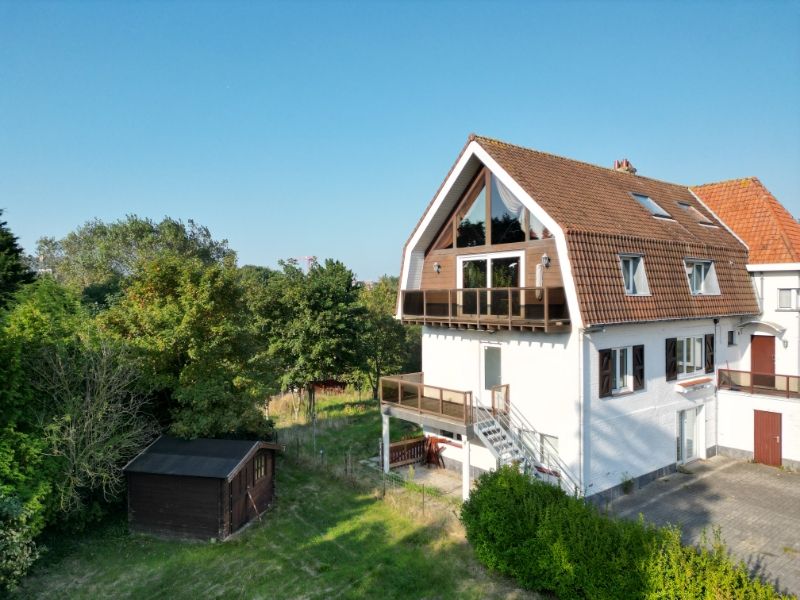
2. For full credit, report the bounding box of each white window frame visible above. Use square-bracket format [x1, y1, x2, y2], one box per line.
[456, 250, 525, 289]
[676, 335, 704, 379]
[777, 288, 799, 311]
[684, 259, 720, 296]
[610, 346, 633, 393]
[619, 254, 650, 296]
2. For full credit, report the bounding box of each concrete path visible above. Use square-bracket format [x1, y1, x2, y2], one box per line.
[610, 456, 800, 596]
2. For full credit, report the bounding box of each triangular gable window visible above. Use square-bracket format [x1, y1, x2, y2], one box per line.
[429, 167, 552, 252]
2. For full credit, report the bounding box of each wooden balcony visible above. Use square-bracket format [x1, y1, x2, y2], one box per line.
[379, 373, 474, 429]
[400, 287, 569, 332]
[718, 369, 800, 398]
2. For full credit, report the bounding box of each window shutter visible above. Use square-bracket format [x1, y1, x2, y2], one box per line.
[633, 345, 645, 391]
[599, 349, 612, 398]
[665, 338, 677, 381]
[704, 334, 715, 374]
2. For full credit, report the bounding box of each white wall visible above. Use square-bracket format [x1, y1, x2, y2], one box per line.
[717, 389, 800, 465]
[421, 326, 582, 478]
[737, 269, 800, 376]
[582, 319, 727, 495]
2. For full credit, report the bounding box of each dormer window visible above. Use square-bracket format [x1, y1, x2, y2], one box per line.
[685, 259, 720, 295]
[632, 193, 671, 218]
[619, 254, 650, 295]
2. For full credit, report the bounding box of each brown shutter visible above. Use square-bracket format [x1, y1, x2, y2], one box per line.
[633, 345, 645, 391]
[665, 338, 677, 381]
[705, 334, 715, 374]
[599, 349, 612, 398]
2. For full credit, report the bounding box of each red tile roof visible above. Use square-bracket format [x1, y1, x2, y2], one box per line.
[471, 136, 760, 326]
[691, 177, 800, 264]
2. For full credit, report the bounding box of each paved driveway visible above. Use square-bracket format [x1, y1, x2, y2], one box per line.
[610, 456, 800, 596]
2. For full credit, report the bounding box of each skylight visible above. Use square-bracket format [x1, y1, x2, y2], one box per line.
[631, 193, 671, 218]
[677, 201, 715, 226]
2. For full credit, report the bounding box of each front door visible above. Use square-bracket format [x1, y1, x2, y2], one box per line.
[677, 407, 700, 464]
[481, 345, 501, 408]
[754, 410, 782, 467]
[751, 335, 775, 389]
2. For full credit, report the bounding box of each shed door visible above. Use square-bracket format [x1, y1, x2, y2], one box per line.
[751, 335, 775, 389]
[230, 466, 249, 533]
[754, 410, 782, 467]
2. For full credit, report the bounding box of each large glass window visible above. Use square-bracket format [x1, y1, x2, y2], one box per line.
[491, 257, 520, 288]
[457, 187, 486, 247]
[490, 176, 525, 245]
[461, 259, 487, 288]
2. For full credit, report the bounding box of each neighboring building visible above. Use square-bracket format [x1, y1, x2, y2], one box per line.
[693, 177, 800, 470]
[380, 135, 764, 501]
[124, 436, 279, 539]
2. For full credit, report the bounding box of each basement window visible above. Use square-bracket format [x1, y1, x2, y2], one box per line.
[632, 193, 671, 218]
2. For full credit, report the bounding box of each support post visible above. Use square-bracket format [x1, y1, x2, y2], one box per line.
[382, 413, 391, 474]
[461, 434, 471, 501]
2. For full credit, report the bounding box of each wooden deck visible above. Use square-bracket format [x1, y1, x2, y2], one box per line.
[379, 375, 473, 426]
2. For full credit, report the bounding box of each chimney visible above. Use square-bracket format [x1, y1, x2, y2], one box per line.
[613, 158, 637, 175]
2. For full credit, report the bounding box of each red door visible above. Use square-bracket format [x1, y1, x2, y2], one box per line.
[751, 335, 775, 389]
[754, 410, 782, 467]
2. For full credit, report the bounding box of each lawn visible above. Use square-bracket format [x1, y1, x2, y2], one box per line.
[14, 394, 534, 599]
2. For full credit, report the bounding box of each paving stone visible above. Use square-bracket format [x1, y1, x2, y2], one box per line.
[610, 456, 800, 596]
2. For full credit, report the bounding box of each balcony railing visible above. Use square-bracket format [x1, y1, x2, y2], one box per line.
[379, 374, 474, 425]
[718, 368, 800, 398]
[400, 287, 569, 332]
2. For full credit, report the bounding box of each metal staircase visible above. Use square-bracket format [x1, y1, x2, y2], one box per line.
[473, 386, 582, 497]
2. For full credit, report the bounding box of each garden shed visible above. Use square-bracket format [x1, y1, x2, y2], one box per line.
[124, 435, 280, 540]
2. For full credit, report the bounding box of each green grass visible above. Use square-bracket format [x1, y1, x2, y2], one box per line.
[14, 462, 530, 599]
[14, 393, 534, 599]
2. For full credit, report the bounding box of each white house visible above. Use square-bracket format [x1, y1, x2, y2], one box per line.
[379, 135, 770, 502]
[693, 178, 800, 473]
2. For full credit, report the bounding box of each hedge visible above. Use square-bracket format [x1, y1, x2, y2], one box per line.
[460, 466, 791, 599]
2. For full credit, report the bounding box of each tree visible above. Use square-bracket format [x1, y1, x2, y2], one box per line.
[30, 341, 158, 515]
[0, 209, 35, 309]
[263, 259, 364, 418]
[100, 254, 274, 438]
[35, 215, 235, 305]
[359, 276, 418, 399]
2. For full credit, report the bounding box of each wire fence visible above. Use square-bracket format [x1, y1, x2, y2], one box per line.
[276, 424, 465, 528]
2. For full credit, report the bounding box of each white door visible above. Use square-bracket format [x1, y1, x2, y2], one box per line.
[481, 345, 502, 407]
[677, 407, 701, 464]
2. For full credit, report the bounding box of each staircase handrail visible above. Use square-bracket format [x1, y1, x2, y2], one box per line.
[473, 402, 582, 496]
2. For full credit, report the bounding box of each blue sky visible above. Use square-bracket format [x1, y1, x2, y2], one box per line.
[2, 1, 798, 280]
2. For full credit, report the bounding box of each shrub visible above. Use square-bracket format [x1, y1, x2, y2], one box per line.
[0, 493, 41, 592]
[461, 466, 789, 599]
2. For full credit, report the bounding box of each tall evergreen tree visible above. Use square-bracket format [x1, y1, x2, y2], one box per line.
[0, 210, 35, 308]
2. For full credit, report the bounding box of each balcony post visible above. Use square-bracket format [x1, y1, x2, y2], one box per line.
[447, 289, 452, 326]
[398, 382, 403, 407]
[544, 286, 549, 332]
[439, 388, 443, 416]
[508, 288, 512, 329]
[477, 289, 481, 329]
[461, 434, 471, 501]
[382, 413, 391, 474]
[423, 289, 427, 322]
[417, 383, 421, 413]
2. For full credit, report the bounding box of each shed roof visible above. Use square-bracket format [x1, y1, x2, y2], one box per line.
[124, 436, 280, 480]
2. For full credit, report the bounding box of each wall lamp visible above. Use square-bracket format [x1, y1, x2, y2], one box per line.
[541, 254, 551, 268]
[433, 262, 441, 274]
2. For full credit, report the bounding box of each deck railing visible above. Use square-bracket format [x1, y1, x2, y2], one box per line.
[384, 436, 427, 469]
[400, 287, 569, 331]
[718, 368, 800, 398]
[380, 374, 474, 425]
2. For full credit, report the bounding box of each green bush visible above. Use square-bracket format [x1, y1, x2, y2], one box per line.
[460, 466, 790, 599]
[0, 493, 41, 592]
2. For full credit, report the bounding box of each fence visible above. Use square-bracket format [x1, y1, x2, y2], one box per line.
[718, 368, 800, 398]
[386, 436, 427, 468]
